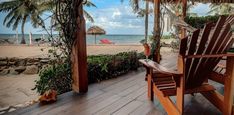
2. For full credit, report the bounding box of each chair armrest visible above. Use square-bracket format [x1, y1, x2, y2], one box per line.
[185, 53, 234, 59]
[139, 59, 182, 76]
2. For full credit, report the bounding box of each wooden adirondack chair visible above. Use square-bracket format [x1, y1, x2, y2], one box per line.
[139, 15, 234, 115]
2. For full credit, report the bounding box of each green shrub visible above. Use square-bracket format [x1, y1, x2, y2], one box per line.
[184, 15, 228, 29]
[161, 35, 171, 39]
[229, 48, 234, 53]
[34, 51, 145, 95]
[33, 63, 72, 95]
[87, 51, 143, 83]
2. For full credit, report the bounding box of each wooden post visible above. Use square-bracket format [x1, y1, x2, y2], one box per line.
[181, 0, 187, 38]
[223, 55, 234, 115]
[148, 69, 154, 101]
[153, 0, 161, 63]
[72, 4, 88, 93]
[176, 55, 185, 114]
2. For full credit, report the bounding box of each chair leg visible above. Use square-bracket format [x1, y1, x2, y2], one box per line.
[223, 56, 234, 115]
[148, 69, 154, 101]
[176, 76, 185, 114]
[145, 67, 150, 81]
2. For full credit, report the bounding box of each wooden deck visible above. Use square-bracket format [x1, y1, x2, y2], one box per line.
[8, 54, 223, 115]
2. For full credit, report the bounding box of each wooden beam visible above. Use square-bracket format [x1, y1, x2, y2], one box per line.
[160, 84, 216, 96]
[148, 69, 154, 101]
[181, 0, 187, 38]
[153, 84, 180, 115]
[223, 55, 234, 115]
[72, 4, 88, 93]
[186, 53, 234, 58]
[201, 91, 224, 112]
[176, 54, 185, 114]
[153, 0, 161, 63]
[208, 72, 225, 84]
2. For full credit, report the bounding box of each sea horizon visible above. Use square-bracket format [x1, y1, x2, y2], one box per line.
[0, 34, 149, 45]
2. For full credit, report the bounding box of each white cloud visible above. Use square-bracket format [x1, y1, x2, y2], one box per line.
[85, 4, 152, 34]
[112, 9, 121, 19]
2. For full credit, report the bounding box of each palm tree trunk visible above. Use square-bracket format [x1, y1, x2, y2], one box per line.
[20, 16, 27, 44]
[153, 0, 161, 63]
[95, 34, 96, 44]
[145, 1, 149, 43]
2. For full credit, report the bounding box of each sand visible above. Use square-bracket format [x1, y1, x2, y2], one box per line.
[0, 74, 38, 108]
[0, 44, 173, 58]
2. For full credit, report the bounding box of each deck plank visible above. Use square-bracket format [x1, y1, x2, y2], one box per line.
[129, 101, 163, 115]
[39, 91, 115, 115]
[112, 101, 143, 115]
[69, 94, 121, 115]
[95, 86, 147, 115]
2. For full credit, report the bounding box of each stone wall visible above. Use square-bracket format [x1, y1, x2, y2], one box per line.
[0, 57, 54, 75]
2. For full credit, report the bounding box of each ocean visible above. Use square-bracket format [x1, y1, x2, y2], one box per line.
[0, 34, 147, 45]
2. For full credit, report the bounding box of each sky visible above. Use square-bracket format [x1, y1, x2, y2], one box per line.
[0, 0, 211, 35]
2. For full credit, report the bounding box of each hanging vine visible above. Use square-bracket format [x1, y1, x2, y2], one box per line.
[54, 0, 84, 60]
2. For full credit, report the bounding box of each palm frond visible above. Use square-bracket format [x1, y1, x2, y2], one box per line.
[130, 0, 140, 13]
[84, 0, 97, 8]
[3, 8, 17, 25]
[0, 0, 20, 12]
[6, 14, 19, 28]
[83, 10, 94, 23]
[12, 15, 22, 30]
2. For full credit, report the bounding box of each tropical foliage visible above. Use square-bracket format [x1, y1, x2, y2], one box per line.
[33, 51, 145, 95]
[167, 2, 197, 17]
[83, 0, 97, 22]
[208, 3, 234, 15]
[0, 0, 95, 44]
[0, 0, 50, 44]
[185, 15, 221, 28]
[33, 63, 72, 95]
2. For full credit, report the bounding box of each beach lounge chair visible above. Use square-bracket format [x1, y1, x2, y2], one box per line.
[139, 16, 234, 115]
[100, 38, 114, 44]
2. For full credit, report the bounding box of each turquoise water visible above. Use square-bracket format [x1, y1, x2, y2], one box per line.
[0, 34, 146, 45]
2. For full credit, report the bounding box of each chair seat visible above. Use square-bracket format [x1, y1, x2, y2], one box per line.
[151, 76, 176, 96]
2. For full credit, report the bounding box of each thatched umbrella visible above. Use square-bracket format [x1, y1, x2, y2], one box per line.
[87, 26, 106, 44]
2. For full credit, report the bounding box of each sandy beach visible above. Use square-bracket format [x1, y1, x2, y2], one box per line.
[0, 44, 173, 58]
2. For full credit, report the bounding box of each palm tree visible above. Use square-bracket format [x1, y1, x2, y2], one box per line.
[122, 0, 149, 43]
[208, 3, 234, 15]
[0, 0, 96, 44]
[137, 1, 151, 43]
[168, 2, 196, 17]
[83, 0, 97, 23]
[0, 0, 48, 44]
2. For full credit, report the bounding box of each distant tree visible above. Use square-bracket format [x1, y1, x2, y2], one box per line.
[133, 1, 152, 43]
[0, 0, 50, 44]
[83, 0, 97, 23]
[208, 3, 234, 15]
[168, 2, 196, 17]
[0, 0, 96, 44]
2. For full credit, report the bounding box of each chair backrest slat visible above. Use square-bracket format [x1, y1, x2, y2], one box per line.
[204, 16, 227, 55]
[181, 15, 234, 89]
[179, 37, 188, 56]
[195, 24, 232, 86]
[210, 27, 233, 69]
[185, 30, 200, 83]
[215, 24, 231, 53]
[225, 15, 234, 25]
[184, 23, 213, 87]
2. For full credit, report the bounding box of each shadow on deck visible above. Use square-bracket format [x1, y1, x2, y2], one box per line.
[8, 54, 223, 115]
